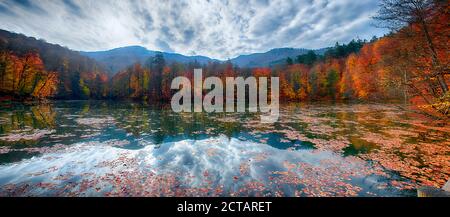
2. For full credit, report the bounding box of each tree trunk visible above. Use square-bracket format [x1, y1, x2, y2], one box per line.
[419, 17, 448, 93]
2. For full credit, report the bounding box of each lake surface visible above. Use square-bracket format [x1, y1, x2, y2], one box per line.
[0, 101, 448, 196]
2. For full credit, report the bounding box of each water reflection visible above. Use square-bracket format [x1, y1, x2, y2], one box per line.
[0, 100, 448, 196]
[0, 136, 403, 197]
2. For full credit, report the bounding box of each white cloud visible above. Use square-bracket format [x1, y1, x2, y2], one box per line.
[0, 0, 387, 60]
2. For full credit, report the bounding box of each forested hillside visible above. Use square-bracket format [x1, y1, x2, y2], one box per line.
[0, 30, 109, 99]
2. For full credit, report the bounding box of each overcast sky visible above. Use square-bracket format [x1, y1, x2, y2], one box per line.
[0, 0, 387, 60]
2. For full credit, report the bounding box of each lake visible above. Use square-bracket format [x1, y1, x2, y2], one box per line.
[0, 101, 448, 196]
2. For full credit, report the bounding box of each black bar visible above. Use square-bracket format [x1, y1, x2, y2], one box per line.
[0, 197, 447, 216]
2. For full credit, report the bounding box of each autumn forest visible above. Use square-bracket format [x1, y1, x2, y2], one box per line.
[0, 1, 448, 119]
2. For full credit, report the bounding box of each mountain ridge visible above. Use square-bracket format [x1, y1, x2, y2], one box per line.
[80, 46, 214, 74]
[81, 46, 329, 74]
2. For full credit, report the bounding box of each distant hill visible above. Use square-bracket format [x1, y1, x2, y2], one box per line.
[230, 47, 329, 68]
[80, 46, 330, 74]
[81, 46, 216, 74]
[0, 28, 331, 78]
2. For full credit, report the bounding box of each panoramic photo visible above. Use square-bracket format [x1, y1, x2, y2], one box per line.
[0, 0, 448, 209]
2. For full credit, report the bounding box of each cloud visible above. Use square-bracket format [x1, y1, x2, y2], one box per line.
[155, 38, 173, 53]
[0, 0, 387, 60]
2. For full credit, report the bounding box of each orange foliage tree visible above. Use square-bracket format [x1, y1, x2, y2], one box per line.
[375, 0, 449, 117]
[0, 52, 58, 99]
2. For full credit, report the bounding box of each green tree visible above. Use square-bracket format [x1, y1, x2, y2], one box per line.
[326, 69, 339, 99]
[286, 57, 293, 65]
[296, 51, 317, 66]
[146, 53, 166, 100]
[79, 78, 90, 99]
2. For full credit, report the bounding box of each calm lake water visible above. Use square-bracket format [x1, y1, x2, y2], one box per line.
[0, 101, 448, 196]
